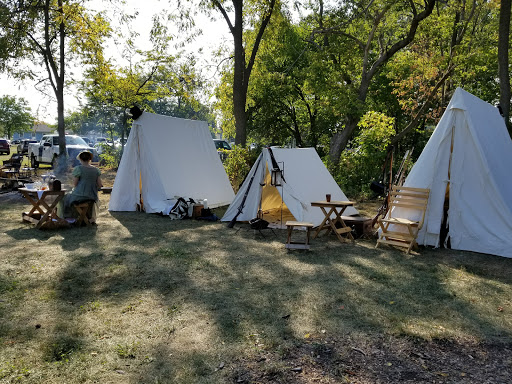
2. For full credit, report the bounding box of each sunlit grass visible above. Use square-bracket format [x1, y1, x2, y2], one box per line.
[0, 171, 511, 382]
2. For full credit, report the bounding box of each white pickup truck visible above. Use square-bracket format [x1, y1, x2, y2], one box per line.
[28, 134, 99, 168]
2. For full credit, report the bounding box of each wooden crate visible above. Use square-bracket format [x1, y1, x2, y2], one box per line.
[192, 204, 204, 218]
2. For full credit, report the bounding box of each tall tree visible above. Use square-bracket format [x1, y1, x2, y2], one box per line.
[243, 12, 337, 149]
[498, 0, 511, 133]
[0, 0, 109, 172]
[389, 0, 487, 145]
[82, 13, 202, 153]
[306, 0, 436, 164]
[0, 95, 34, 138]
[211, 0, 277, 146]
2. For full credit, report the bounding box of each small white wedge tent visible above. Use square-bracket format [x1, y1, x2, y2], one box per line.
[109, 112, 235, 214]
[221, 147, 358, 227]
[397, 87, 512, 258]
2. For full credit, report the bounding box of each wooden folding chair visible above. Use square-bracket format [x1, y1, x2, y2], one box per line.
[73, 200, 95, 227]
[376, 185, 430, 254]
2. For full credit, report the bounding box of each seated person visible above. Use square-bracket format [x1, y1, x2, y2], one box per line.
[64, 150, 103, 223]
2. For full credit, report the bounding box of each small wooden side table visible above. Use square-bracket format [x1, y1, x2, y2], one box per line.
[311, 200, 356, 243]
[285, 221, 314, 250]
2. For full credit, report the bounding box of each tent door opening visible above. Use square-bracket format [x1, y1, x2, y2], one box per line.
[260, 164, 295, 228]
[440, 125, 455, 248]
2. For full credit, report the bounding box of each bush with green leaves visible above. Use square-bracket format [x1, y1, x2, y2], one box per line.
[331, 111, 395, 198]
[98, 144, 122, 169]
[222, 145, 257, 193]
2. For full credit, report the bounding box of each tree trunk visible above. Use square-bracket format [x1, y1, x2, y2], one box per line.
[231, 1, 247, 147]
[214, 0, 275, 147]
[498, 0, 511, 134]
[329, 116, 359, 162]
[56, 82, 67, 174]
[55, 0, 67, 175]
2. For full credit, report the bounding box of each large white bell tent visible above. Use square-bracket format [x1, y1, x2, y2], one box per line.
[109, 112, 235, 214]
[221, 147, 358, 227]
[397, 87, 512, 258]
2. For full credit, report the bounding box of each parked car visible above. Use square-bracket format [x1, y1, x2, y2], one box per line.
[114, 138, 127, 148]
[213, 139, 231, 161]
[18, 139, 38, 155]
[28, 135, 98, 168]
[12, 139, 21, 145]
[81, 137, 93, 145]
[95, 137, 111, 145]
[0, 139, 10, 155]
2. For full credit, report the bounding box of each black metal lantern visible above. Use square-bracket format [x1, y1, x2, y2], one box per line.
[271, 168, 283, 186]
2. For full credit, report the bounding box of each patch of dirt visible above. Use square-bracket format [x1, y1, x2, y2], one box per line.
[229, 334, 512, 383]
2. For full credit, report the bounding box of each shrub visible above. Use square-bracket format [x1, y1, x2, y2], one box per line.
[98, 144, 122, 169]
[222, 145, 255, 193]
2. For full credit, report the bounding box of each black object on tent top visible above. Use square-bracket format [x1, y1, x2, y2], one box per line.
[129, 105, 144, 120]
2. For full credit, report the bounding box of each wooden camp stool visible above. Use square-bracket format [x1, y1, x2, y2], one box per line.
[376, 185, 430, 254]
[285, 221, 314, 250]
[73, 200, 95, 227]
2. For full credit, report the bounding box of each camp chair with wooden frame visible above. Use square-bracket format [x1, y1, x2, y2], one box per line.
[376, 185, 430, 254]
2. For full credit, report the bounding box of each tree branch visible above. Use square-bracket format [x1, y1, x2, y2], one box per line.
[212, 0, 234, 33]
[246, 0, 276, 78]
[366, 0, 436, 81]
[391, 65, 455, 145]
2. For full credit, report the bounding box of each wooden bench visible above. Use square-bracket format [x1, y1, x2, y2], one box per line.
[376, 185, 430, 254]
[285, 221, 314, 250]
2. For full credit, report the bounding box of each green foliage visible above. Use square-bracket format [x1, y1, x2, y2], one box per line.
[0, 95, 33, 138]
[331, 111, 395, 197]
[98, 144, 122, 169]
[222, 145, 255, 193]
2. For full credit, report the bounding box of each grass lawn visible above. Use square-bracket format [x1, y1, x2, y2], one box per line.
[1, 151, 511, 383]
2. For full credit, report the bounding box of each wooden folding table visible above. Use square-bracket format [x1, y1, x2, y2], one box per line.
[19, 188, 67, 229]
[311, 200, 356, 243]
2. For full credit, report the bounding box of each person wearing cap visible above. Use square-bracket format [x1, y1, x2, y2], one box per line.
[64, 150, 103, 223]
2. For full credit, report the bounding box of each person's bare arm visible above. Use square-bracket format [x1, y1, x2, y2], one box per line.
[97, 176, 103, 189]
[73, 177, 80, 187]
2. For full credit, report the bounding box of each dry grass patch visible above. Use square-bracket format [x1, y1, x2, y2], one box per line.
[0, 168, 511, 383]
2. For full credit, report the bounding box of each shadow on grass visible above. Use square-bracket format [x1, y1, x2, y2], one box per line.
[3, 208, 511, 382]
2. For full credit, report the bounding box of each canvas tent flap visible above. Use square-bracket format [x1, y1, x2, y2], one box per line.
[109, 113, 234, 213]
[224, 152, 266, 223]
[108, 123, 143, 212]
[222, 147, 357, 227]
[398, 88, 512, 258]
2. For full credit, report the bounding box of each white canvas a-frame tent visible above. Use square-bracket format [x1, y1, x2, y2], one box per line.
[221, 147, 358, 227]
[109, 112, 234, 214]
[397, 87, 512, 258]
